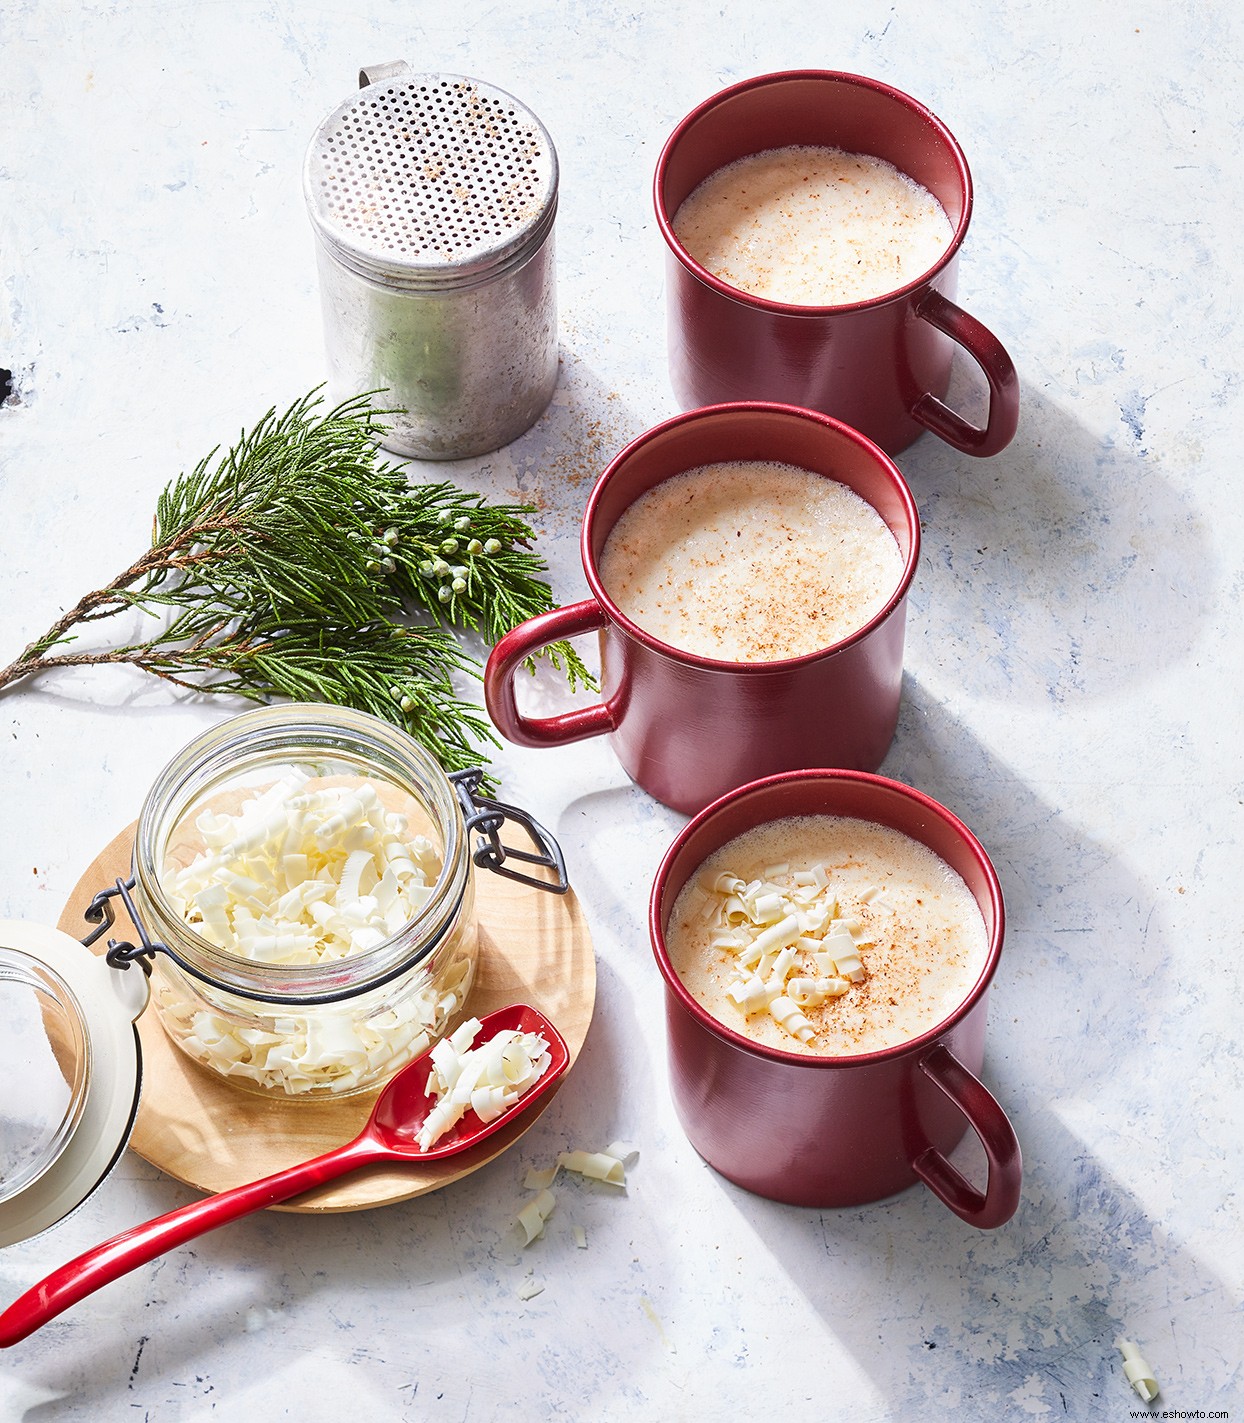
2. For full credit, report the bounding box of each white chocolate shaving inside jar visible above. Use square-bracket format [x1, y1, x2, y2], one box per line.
[150, 773, 477, 1096]
[164, 775, 440, 964]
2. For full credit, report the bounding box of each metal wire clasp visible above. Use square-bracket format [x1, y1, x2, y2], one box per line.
[81, 877, 162, 974]
[449, 769, 569, 894]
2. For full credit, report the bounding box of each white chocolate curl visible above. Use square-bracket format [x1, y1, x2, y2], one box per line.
[511, 1142, 635, 1254]
[417, 1018, 553, 1151]
[516, 1190, 557, 1245]
[152, 775, 477, 1096]
[1116, 1339, 1159, 1403]
[165, 777, 440, 964]
[521, 1140, 638, 1200]
[768, 995, 815, 1043]
[557, 1150, 626, 1185]
[788, 976, 851, 1007]
[698, 853, 884, 1046]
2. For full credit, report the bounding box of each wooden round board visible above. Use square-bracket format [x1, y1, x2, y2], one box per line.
[59, 825, 596, 1213]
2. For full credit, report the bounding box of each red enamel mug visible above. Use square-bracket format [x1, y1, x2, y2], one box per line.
[655, 70, 1020, 458]
[483, 402, 920, 817]
[649, 769, 1021, 1227]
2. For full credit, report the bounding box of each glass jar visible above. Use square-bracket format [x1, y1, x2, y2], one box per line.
[131, 705, 478, 1100]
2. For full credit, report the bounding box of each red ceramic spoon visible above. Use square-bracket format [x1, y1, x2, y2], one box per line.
[0, 1003, 568, 1347]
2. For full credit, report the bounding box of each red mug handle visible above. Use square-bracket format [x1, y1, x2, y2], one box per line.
[911, 1043, 1021, 1228]
[484, 600, 617, 747]
[911, 289, 1020, 457]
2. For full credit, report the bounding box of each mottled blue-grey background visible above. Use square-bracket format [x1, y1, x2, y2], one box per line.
[1, 1, 1240, 1419]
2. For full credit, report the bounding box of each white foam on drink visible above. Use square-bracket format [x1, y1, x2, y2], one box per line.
[673, 145, 954, 306]
[598, 460, 903, 662]
[667, 815, 990, 1057]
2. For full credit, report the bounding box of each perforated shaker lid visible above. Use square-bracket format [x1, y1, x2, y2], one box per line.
[304, 66, 559, 290]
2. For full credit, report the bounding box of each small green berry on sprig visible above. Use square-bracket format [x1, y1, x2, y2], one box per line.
[0, 389, 592, 781]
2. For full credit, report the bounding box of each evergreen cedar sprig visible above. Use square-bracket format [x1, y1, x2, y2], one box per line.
[0, 390, 592, 776]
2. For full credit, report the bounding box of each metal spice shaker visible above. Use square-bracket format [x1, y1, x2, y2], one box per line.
[304, 65, 559, 460]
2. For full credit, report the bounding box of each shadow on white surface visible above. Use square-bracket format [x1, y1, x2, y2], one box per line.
[674, 682, 1234, 1416]
[897, 380, 1213, 706]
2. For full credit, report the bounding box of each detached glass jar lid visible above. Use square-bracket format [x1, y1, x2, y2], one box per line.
[0, 924, 147, 1248]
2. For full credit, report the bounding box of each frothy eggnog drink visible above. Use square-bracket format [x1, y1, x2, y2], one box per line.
[666, 815, 989, 1057]
[597, 460, 903, 662]
[673, 145, 955, 306]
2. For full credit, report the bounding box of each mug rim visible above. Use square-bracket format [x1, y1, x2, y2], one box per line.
[647, 768, 1005, 1069]
[579, 400, 921, 672]
[653, 68, 975, 316]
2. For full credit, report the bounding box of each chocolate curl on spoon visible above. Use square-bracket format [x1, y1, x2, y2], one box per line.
[0, 1004, 568, 1347]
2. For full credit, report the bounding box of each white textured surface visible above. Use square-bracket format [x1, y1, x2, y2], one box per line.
[1, 1, 1241, 1420]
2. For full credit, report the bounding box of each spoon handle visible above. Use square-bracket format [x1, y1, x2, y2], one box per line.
[0, 1132, 382, 1347]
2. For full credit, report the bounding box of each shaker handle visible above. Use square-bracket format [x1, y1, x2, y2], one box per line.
[484, 601, 616, 748]
[910, 289, 1020, 457]
[910, 1043, 1021, 1229]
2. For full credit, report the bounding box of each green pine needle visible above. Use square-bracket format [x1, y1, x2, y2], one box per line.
[0, 389, 594, 777]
